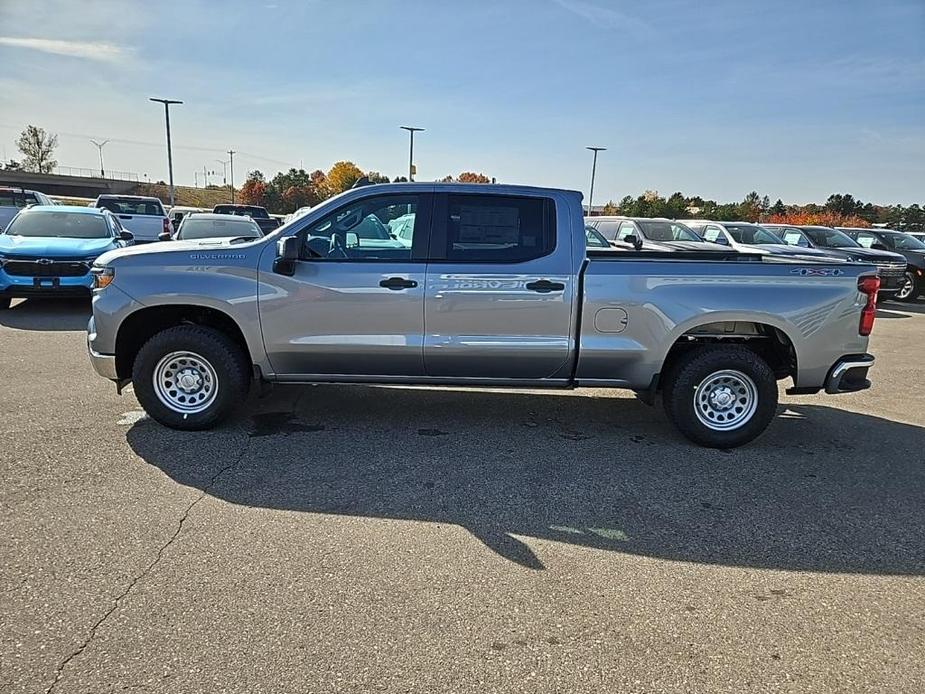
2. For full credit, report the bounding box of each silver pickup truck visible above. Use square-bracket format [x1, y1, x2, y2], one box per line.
[87, 183, 879, 448]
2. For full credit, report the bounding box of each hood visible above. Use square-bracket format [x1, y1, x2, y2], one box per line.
[842, 247, 907, 264]
[757, 244, 843, 259]
[895, 249, 925, 268]
[663, 240, 732, 252]
[0, 234, 118, 258]
[95, 236, 265, 266]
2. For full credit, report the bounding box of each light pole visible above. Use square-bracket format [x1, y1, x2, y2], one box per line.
[215, 159, 229, 185]
[400, 126, 424, 181]
[585, 146, 606, 217]
[149, 98, 183, 206]
[227, 150, 236, 203]
[90, 139, 110, 178]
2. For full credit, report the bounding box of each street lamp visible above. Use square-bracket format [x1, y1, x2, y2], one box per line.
[149, 97, 183, 206]
[90, 139, 110, 178]
[400, 126, 424, 181]
[585, 147, 606, 217]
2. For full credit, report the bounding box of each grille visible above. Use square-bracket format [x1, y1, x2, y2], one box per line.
[3, 259, 91, 277]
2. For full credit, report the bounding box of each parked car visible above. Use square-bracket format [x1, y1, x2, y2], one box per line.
[764, 224, 908, 300]
[837, 227, 925, 301]
[683, 220, 844, 262]
[164, 213, 264, 241]
[213, 204, 281, 234]
[88, 183, 879, 449]
[93, 195, 170, 243]
[587, 216, 732, 252]
[0, 206, 133, 308]
[166, 205, 210, 231]
[0, 187, 54, 231]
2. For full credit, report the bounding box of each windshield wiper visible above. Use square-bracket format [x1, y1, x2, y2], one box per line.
[228, 236, 260, 244]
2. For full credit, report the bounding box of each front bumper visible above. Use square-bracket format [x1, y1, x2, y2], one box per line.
[1, 269, 94, 298]
[824, 354, 875, 394]
[87, 315, 119, 380]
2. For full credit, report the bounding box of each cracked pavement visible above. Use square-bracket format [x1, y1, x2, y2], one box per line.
[1, 298, 924, 693]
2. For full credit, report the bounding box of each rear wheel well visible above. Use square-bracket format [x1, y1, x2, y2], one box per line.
[660, 321, 796, 389]
[115, 305, 250, 380]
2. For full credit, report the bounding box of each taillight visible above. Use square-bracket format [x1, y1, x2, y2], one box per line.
[858, 275, 880, 336]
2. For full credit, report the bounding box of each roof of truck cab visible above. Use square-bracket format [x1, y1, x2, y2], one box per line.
[353, 182, 583, 197]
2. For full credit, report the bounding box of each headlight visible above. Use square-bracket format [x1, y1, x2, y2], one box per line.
[91, 266, 115, 289]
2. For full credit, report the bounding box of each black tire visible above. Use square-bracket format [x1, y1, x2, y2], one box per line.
[0, 297, 10, 310]
[131, 325, 250, 430]
[662, 345, 778, 449]
[895, 272, 920, 302]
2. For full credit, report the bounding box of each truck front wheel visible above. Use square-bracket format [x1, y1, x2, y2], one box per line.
[131, 325, 250, 430]
[662, 345, 778, 448]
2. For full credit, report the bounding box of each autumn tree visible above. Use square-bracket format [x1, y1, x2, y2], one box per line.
[456, 172, 491, 183]
[17, 125, 58, 174]
[239, 170, 268, 207]
[325, 161, 364, 196]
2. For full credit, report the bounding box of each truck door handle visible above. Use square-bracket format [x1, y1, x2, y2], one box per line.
[379, 277, 418, 290]
[118, 215, 131, 219]
[525, 279, 565, 293]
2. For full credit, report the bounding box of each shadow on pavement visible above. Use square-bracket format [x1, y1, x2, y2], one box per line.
[126, 385, 925, 574]
[0, 298, 91, 331]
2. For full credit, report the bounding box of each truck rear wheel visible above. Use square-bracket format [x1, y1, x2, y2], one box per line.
[662, 345, 778, 448]
[132, 325, 250, 430]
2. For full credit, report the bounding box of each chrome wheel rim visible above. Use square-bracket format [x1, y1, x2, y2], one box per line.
[153, 351, 218, 414]
[896, 272, 915, 300]
[694, 369, 758, 431]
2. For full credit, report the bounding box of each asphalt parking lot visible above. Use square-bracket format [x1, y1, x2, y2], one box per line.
[1, 298, 923, 693]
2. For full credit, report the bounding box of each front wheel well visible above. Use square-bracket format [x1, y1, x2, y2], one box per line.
[659, 321, 797, 389]
[114, 305, 251, 380]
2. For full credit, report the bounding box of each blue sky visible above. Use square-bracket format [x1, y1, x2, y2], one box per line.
[0, 0, 922, 204]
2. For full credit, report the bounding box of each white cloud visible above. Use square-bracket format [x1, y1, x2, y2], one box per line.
[0, 37, 128, 62]
[551, 0, 652, 34]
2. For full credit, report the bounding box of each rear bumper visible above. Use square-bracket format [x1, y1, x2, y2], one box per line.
[824, 354, 875, 394]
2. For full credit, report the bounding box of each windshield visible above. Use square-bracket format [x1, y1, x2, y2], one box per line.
[882, 231, 925, 250]
[5, 211, 111, 238]
[97, 198, 164, 216]
[585, 226, 610, 248]
[0, 190, 38, 208]
[803, 227, 860, 248]
[638, 220, 701, 242]
[214, 205, 269, 218]
[589, 220, 620, 240]
[177, 217, 262, 240]
[724, 224, 785, 245]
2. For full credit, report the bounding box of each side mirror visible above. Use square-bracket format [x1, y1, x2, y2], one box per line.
[120, 230, 135, 242]
[274, 235, 301, 276]
[624, 234, 643, 250]
[157, 231, 171, 242]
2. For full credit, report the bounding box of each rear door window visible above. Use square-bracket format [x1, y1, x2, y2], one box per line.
[433, 194, 555, 262]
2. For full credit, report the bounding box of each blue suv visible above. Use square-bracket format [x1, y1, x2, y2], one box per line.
[0, 206, 133, 308]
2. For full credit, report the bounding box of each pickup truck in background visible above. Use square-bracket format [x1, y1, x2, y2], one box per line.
[93, 195, 170, 243]
[213, 204, 281, 234]
[87, 183, 879, 448]
[1, 187, 55, 230]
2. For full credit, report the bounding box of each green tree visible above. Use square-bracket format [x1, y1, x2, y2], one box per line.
[16, 125, 58, 173]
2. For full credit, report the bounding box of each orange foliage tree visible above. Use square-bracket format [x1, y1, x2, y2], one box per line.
[766, 210, 871, 228]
